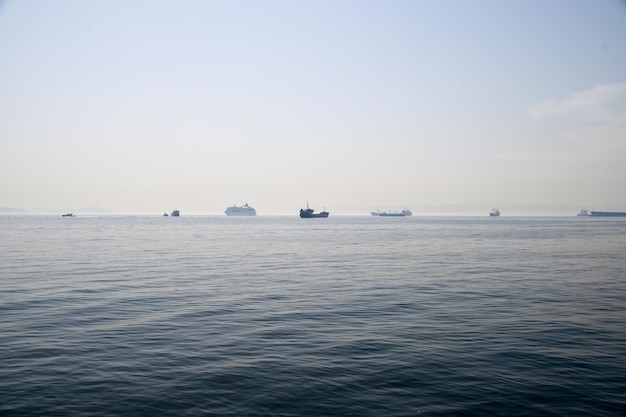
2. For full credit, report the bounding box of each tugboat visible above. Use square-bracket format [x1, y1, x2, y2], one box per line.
[489, 208, 500, 217]
[300, 202, 329, 218]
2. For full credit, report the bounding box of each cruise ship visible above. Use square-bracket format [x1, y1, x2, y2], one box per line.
[225, 203, 257, 216]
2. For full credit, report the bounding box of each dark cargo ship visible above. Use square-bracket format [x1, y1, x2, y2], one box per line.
[300, 203, 329, 218]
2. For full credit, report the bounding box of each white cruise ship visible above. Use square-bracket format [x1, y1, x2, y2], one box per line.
[224, 203, 257, 216]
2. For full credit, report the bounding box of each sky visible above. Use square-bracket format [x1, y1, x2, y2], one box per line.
[1, 0, 625, 215]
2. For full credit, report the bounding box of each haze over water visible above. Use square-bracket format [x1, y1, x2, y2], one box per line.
[2, 215, 625, 416]
[1, 1, 625, 213]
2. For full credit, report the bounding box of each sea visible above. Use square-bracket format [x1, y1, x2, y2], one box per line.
[1, 214, 625, 417]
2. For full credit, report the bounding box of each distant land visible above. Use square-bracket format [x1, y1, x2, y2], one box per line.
[72, 207, 112, 214]
[327, 203, 621, 217]
[0, 207, 29, 213]
[3, 204, 625, 216]
[0, 207, 112, 214]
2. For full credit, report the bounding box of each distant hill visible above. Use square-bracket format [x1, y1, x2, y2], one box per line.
[0, 207, 112, 214]
[0, 207, 29, 213]
[74, 207, 112, 214]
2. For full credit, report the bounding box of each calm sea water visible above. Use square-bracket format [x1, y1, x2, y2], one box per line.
[1, 215, 625, 416]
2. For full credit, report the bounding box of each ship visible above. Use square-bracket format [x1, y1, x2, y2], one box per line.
[300, 202, 329, 218]
[371, 209, 412, 217]
[171, 209, 180, 217]
[489, 208, 500, 217]
[61, 213, 75, 217]
[590, 211, 626, 217]
[577, 209, 591, 216]
[225, 203, 257, 216]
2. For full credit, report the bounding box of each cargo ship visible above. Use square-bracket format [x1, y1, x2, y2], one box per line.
[300, 202, 329, 218]
[371, 209, 412, 217]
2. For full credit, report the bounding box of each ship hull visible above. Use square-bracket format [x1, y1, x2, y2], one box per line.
[300, 212, 329, 218]
[590, 211, 626, 217]
[371, 210, 412, 217]
[225, 209, 256, 216]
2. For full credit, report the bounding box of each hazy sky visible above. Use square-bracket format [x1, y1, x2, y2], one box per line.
[1, 1, 625, 214]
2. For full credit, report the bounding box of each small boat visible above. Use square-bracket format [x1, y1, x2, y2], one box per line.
[300, 202, 329, 218]
[225, 203, 257, 216]
[577, 209, 591, 217]
[371, 209, 412, 217]
[171, 209, 180, 217]
[590, 211, 626, 217]
[489, 208, 500, 217]
[163, 212, 169, 217]
[61, 213, 75, 217]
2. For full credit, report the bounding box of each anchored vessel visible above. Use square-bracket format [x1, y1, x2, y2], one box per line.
[489, 208, 500, 217]
[577, 209, 591, 216]
[61, 213, 75, 217]
[300, 203, 329, 218]
[225, 203, 257, 216]
[171, 209, 180, 217]
[371, 209, 412, 217]
[590, 211, 626, 217]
